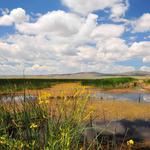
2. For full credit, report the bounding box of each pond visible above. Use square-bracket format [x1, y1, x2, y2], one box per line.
[91, 92, 150, 102]
[0, 92, 150, 103]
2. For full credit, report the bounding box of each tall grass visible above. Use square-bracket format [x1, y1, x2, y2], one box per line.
[0, 79, 53, 93]
[145, 79, 150, 84]
[0, 89, 90, 150]
[0, 79, 82, 93]
[81, 77, 137, 89]
[0, 77, 138, 93]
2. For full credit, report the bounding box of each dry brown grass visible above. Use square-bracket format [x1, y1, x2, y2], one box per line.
[23, 82, 91, 97]
[88, 100, 150, 121]
[44, 83, 150, 121]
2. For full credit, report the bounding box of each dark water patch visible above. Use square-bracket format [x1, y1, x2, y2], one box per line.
[83, 119, 150, 149]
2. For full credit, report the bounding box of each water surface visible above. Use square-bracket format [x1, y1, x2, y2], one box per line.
[91, 92, 150, 102]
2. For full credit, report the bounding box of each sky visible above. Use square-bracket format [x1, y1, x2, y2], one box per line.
[0, 0, 150, 75]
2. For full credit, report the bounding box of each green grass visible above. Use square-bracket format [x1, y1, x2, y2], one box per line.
[81, 77, 137, 89]
[145, 79, 150, 84]
[0, 77, 138, 93]
[0, 79, 52, 93]
[0, 79, 81, 93]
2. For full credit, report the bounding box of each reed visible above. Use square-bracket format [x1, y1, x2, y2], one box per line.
[0, 89, 90, 150]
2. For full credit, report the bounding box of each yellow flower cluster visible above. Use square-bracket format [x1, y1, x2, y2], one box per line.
[127, 139, 134, 146]
[30, 123, 38, 129]
[38, 92, 51, 105]
[38, 99, 49, 105]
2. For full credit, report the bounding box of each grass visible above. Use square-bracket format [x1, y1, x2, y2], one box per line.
[81, 77, 137, 89]
[145, 79, 150, 84]
[0, 89, 89, 150]
[0, 79, 82, 93]
[0, 79, 52, 93]
[0, 77, 138, 94]
[89, 100, 150, 120]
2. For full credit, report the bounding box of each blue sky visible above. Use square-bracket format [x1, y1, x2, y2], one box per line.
[0, 0, 150, 75]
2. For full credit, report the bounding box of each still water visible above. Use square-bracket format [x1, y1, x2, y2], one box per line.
[0, 95, 37, 102]
[0, 92, 150, 102]
[91, 92, 150, 102]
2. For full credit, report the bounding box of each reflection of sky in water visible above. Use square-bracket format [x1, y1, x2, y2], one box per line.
[91, 93, 150, 102]
[143, 95, 150, 102]
[1, 95, 37, 102]
[1, 93, 150, 103]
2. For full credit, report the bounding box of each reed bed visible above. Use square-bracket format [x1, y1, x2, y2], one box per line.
[0, 77, 138, 94]
[81, 77, 137, 89]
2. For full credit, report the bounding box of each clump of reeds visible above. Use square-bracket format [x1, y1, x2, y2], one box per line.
[0, 88, 91, 150]
[81, 77, 137, 89]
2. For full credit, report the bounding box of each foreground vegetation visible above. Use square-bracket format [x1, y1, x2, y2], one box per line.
[0, 82, 150, 149]
[0, 90, 89, 150]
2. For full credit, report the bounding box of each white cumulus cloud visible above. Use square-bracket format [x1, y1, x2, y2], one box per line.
[61, 0, 129, 18]
[134, 13, 150, 32]
[16, 10, 83, 36]
[91, 24, 125, 38]
[0, 6, 149, 75]
[0, 8, 28, 26]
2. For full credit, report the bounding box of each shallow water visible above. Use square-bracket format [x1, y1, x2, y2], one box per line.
[91, 92, 150, 102]
[0, 95, 37, 102]
[0, 92, 150, 103]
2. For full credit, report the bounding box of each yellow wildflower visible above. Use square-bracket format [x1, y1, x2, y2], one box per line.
[0, 137, 6, 144]
[39, 92, 51, 101]
[30, 123, 38, 129]
[38, 99, 49, 105]
[38, 100, 44, 105]
[127, 139, 134, 146]
[20, 143, 24, 148]
[45, 100, 49, 104]
[80, 147, 84, 150]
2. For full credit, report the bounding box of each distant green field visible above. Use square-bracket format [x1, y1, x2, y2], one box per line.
[0, 77, 138, 93]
